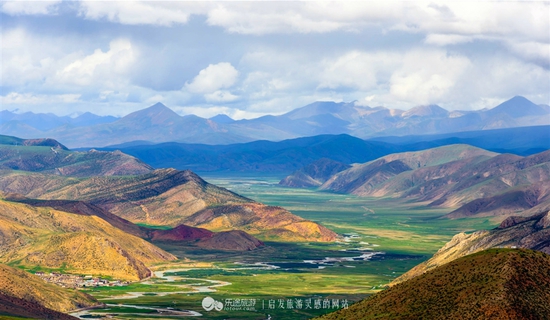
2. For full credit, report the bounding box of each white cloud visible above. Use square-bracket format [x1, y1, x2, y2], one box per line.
[54, 38, 136, 87]
[505, 41, 550, 68]
[1, 92, 80, 104]
[389, 50, 471, 105]
[78, 1, 203, 26]
[319, 51, 400, 91]
[204, 90, 239, 103]
[1, 0, 61, 15]
[424, 34, 474, 46]
[185, 62, 239, 94]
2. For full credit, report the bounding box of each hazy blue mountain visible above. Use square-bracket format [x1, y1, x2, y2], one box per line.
[209, 114, 235, 124]
[44, 103, 238, 147]
[0, 110, 118, 133]
[485, 95, 549, 118]
[401, 104, 449, 118]
[1, 96, 548, 148]
[99, 134, 402, 174]
[70, 112, 119, 127]
[98, 124, 550, 175]
[370, 125, 550, 156]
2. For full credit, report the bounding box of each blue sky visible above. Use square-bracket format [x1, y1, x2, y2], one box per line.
[1, 1, 549, 119]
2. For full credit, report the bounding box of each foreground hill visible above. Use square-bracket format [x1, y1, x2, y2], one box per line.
[393, 211, 550, 285]
[320, 146, 550, 219]
[0, 169, 337, 242]
[320, 249, 550, 320]
[0, 264, 98, 318]
[2, 96, 548, 148]
[0, 135, 152, 176]
[0, 198, 176, 281]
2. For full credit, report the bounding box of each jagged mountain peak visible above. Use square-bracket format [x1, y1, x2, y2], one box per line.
[487, 95, 548, 118]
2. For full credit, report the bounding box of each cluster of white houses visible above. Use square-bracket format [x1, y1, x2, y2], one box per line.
[34, 271, 129, 289]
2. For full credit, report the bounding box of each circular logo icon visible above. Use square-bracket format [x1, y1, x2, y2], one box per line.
[202, 296, 223, 311]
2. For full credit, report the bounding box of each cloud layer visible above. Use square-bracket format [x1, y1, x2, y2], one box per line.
[1, 1, 548, 118]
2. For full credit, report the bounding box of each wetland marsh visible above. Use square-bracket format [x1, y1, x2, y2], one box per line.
[73, 174, 498, 319]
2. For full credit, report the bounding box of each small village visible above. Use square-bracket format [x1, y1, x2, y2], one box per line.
[34, 271, 129, 289]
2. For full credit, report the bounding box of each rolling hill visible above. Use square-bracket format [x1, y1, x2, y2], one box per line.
[392, 210, 550, 285]
[0, 135, 152, 176]
[320, 146, 550, 219]
[2, 96, 548, 148]
[0, 169, 337, 242]
[319, 249, 550, 320]
[0, 198, 176, 281]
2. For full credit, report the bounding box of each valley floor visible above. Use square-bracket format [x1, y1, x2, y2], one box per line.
[71, 174, 499, 320]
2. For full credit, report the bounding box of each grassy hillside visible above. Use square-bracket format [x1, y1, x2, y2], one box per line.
[0, 138, 152, 177]
[320, 249, 550, 320]
[321, 146, 550, 219]
[393, 210, 550, 284]
[0, 199, 176, 280]
[0, 169, 337, 242]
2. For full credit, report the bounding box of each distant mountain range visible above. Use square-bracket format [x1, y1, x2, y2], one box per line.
[0, 110, 118, 132]
[93, 125, 549, 174]
[99, 134, 402, 173]
[1, 96, 548, 148]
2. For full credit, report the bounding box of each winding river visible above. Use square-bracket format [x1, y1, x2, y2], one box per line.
[71, 268, 232, 319]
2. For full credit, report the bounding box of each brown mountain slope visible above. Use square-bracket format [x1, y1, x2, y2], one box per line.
[0, 169, 337, 242]
[393, 211, 550, 285]
[0, 142, 152, 177]
[321, 144, 496, 195]
[321, 146, 550, 219]
[0, 264, 98, 314]
[0, 199, 175, 280]
[446, 181, 550, 218]
[196, 230, 265, 251]
[279, 158, 351, 188]
[320, 249, 550, 320]
[6, 197, 264, 251]
[0, 293, 78, 319]
[186, 203, 337, 241]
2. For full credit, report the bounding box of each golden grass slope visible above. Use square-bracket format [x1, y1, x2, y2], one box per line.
[0, 263, 98, 313]
[0, 169, 337, 242]
[393, 210, 550, 285]
[320, 249, 550, 320]
[0, 199, 175, 281]
[186, 203, 338, 241]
